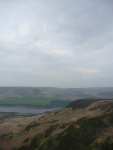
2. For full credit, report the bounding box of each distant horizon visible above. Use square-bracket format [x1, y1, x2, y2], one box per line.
[0, 86, 113, 89]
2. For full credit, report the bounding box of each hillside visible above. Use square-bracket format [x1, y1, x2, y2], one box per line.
[1, 87, 113, 107]
[0, 87, 71, 107]
[0, 99, 113, 150]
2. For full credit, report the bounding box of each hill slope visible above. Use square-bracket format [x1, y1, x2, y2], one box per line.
[0, 87, 71, 107]
[0, 87, 113, 103]
[1, 99, 113, 150]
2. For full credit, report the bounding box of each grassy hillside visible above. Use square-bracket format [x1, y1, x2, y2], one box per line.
[0, 87, 71, 107]
[0, 97, 70, 107]
[1, 99, 113, 150]
[1, 87, 113, 107]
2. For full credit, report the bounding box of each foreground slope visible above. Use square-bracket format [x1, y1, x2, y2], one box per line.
[1, 99, 113, 150]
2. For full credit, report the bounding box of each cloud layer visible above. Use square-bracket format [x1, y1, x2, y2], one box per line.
[0, 0, 113, 87]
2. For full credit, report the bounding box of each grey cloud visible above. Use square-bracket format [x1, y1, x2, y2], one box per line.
[0, 0, 113, 87]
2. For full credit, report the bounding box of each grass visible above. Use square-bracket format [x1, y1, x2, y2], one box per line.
[11, 111, 113, 150]
[24, 122, 40, 132]
[0, 97, 70, 107]
[14, 134, 43, 150]
[0, 132, 14, 142]
[0, 97, 53, 106]
[22, 138, 30, 143]
[44, 124, 58, 138]
[39, 112, 113, 150]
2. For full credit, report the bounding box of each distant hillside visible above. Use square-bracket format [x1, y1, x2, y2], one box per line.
[1, 99, 113, 150]
[99, 91, 113, 98]
[0, 87, 71, 107]
[0, 87, 113, 107]
[38, 87, 113, 99]
[1, 87, 113, 99]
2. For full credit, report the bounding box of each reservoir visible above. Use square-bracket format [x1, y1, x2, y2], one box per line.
[0, 106, 62, 114]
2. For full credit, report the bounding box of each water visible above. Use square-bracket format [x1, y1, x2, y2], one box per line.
[0, 106, 62, 114]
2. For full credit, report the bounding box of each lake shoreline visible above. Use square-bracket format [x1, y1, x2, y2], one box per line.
[0, 105, 62, 114]
[0, 104, 63, 109]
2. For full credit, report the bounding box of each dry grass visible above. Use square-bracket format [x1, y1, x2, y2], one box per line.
[1, 99, 113, 150]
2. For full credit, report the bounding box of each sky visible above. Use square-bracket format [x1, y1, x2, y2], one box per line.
[0, 0, 113, 88]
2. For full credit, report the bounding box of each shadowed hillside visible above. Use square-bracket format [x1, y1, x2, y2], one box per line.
[66, 98, 100, 109]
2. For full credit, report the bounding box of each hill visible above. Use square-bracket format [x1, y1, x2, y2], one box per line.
[1, 99, 113, 149]
[1, 87, 113, 107]
[0, 87, 71, 107]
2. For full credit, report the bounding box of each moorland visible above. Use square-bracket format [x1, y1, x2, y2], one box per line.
[1, 98, 113, 149]
[1, 87, 113, 149]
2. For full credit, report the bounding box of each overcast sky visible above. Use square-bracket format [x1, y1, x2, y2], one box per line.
[0, 0, 113, 88]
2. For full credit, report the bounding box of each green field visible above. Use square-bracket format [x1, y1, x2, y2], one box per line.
[0, 97, 71, 107]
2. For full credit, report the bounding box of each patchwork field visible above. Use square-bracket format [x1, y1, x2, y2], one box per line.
[0, 87, 72, 107]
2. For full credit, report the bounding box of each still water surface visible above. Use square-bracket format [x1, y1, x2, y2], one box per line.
[0, 106, 62, 114]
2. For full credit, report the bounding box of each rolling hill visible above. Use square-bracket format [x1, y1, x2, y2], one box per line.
[0, 87, 71, 107]
[1, 87, 113, 107]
